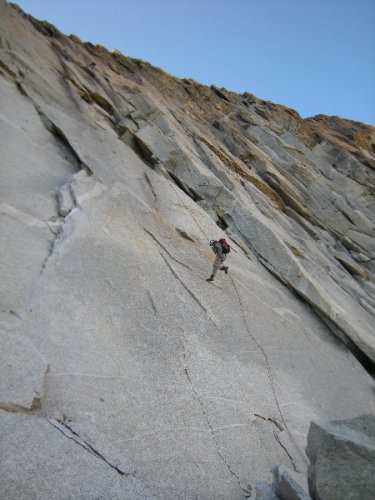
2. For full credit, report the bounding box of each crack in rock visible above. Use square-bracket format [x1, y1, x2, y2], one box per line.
[146, 290, 157, 314]
[39, 225, 64, 277]
[37, 111, 82, 172]
[14, 81, 83, 173]
[144, 172, 157, 207]
[273, 430, 299, 472]
[241, 229, 375, 377]
[254, 413, 299, 472]
[143, 227, 192, 271]
[57, 182, 76, 217]
[160, 253, 207, 314]
[254, 413, 283, 431]
[158, 247, 220, 326]
[46, 418, 134, 477]
[175, 227, 195, 242]
[183, 368, 247, 493]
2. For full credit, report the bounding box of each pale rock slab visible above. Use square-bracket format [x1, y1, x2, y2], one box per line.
[0, 2, 375, 498]
[0, 411, 155, 500]
[0, 332, 47, 412]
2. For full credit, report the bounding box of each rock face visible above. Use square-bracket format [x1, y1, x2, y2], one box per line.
[306, 415, 375, 500]
[252, 415, 375, 500]
[273, 466, 311, 500]
[0, 1, 374, 498]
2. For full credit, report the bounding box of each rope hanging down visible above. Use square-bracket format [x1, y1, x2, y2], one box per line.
[228, 275, 308, 465]
[168, 171, 308, 466]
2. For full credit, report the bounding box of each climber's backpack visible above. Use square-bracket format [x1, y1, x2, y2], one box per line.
[220, 241, 231, 254]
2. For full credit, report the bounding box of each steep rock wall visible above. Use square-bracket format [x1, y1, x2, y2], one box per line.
[1, 2, 374, 498]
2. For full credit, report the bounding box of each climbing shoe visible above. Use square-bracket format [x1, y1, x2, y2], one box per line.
[206, 276, 214, 282]
[221, 266, 229, 274]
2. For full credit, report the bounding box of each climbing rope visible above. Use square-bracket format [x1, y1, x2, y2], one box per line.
[228, 274, 308, 466]
[166, 163, 308, 466]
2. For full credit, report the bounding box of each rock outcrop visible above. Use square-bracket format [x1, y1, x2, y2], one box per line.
[1, 1, 374, 497]
[252, 414, 375, 500]
[306, 414, 375, 500]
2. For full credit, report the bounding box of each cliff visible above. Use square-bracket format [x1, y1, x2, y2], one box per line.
[1, 1, 374, 498]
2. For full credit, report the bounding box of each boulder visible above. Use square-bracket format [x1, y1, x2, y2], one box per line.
[251, 466, 311, 500]
[273, 466, 311, 500]
[306, 415, 375, 500]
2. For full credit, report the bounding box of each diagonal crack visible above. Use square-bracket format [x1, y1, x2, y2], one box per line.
[143, 227, 192, 271]
[254, 413, 283, 431]
[273, 430, 298, 472]
[144, 172, 157, 207]
[146, 290, 157, 314]
[39, 226, 64, 277]
[254, 413, 298, 472]
[160, 253, 207, 314]
[46, 418, 134, 477]
[158, 248, 221, 327]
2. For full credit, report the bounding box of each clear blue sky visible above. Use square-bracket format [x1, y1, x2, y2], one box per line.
[15, 0, 375, 125]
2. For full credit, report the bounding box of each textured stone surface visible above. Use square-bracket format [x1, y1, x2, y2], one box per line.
[0, 333, 47, 412]
[306, 415, 375, 500]
[273, 466, 311, 500]
[1, 1, 375, 497]
[254, 481, 278, 500]
[0, 411, 154, 500]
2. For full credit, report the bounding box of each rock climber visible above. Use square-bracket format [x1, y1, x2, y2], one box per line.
[206, 238, 230, 282]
